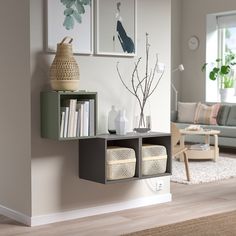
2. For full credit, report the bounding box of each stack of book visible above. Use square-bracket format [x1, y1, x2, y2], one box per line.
[189, 143, 210, 151]
[59, 99, 95, 138]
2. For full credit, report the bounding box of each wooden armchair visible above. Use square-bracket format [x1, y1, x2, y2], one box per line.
[171, 123, 190, 181]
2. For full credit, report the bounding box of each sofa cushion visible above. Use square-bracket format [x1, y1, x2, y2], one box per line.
[217, 105, 231, 126]
[194, 103, 221, 125]
[177, 102, 198, 123]
[226, 106, 236, 126]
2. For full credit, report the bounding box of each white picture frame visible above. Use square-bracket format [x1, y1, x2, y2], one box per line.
[95, 0, 137, 57]
[47, 0, 93, 54]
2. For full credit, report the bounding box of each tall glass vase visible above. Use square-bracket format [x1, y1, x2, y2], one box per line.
[133, 100, 151, 133]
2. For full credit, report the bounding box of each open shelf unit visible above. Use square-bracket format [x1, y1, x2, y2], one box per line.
[41, 91, 171, 184]
[41, 91, 97, 140]
[79, 132, 171, 184]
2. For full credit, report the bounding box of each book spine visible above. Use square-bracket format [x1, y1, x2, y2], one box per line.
[63, 107, 69, 138]
[68, 99, 77, 137]
[73, 111, 78, 137]
[89, 99, 95, 136]
[60, 111, 65, 138]
[83, 101, 89, 136]
[76, 108, 81, 137]
[80, 102, 84, 136]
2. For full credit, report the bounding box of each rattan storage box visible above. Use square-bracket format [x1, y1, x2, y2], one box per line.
[142, 144, 167, 176]
[106, 146, 136, 180]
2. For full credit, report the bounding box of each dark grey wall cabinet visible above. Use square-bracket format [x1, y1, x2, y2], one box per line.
[79, 132, 171, 184]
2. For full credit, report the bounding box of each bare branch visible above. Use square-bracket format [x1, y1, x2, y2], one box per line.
[147, 69, 165, 99]
[116, 33, 165, 129]
[116, 62, 136, 96]
[147, 54, 160, 93]
[132, 57, 142, 94]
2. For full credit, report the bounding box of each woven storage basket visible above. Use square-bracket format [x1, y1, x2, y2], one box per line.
[106, 146, 136, 180]
[49, 37, 80, 91]
[142, 144, 167, 176]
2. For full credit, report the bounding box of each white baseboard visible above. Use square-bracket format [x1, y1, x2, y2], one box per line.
[0, 193, 172, 227]
[0, 204, 31, 226]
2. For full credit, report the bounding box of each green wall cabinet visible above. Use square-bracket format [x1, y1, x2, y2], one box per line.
[41, 91, 97, 140]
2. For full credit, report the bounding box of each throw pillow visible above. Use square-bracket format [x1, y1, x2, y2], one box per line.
[226, 106, 236, 126]
[194, 103, 221, 125]
[177, 102, 198, 123]
[217, 105, 231, 126]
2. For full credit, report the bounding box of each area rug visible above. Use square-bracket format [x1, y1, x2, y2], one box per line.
[123, 210, 236, 236]
[171, 155, 236, 184]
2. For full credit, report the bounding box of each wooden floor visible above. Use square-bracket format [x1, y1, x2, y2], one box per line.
[1, 152, 236, 236]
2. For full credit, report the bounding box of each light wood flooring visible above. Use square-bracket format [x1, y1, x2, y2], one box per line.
[1, 152, 236, 236]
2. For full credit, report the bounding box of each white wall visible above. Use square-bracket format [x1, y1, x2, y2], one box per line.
[180, 0, 236, 102]
[0, 0, 31, 215]
[30, 0, 171, 216]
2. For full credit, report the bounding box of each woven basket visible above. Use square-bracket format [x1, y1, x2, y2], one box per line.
[106, 146, 136, 180]
[142, 144, 167, 175]
[49, 37, 80, 91]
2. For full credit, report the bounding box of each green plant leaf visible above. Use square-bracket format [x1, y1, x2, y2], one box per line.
[76, 0, 85, 14]
[221, 65, 230, 74]
[201, 63, 208, 72]
[63, 15, 74, 30]
[216, 58, 222, 62]
[213, 67, 220, 73]
[73, 10, 82, 23]
[64, 8, 74, 16]
[209, 71, 217, 80]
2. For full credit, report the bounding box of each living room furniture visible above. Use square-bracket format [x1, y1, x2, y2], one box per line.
[41, 91, 172, 184]
[171, 104, 236, 148]
[41, 91, 97, 139]
[79, 132, 171, 184]
[180, 129, 220, 162]
[171, 123, 190, 181]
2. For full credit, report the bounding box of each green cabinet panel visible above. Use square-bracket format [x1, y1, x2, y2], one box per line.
[41, 91, 97, 140]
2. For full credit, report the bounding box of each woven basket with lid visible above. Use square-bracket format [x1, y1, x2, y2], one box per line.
[49, 37, 80, 91]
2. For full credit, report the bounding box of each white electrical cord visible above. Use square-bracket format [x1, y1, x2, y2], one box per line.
[145, 178, 163, 192]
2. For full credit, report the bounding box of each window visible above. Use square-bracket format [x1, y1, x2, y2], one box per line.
[206, 13, 236, 103]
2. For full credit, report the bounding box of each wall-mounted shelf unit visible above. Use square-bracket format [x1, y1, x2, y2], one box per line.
[41, 92, 171, 184]
[41, 91, 97, 140]
[79, 132, 171, 184]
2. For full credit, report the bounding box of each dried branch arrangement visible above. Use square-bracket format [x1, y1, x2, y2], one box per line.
[116, 33, 165, 129]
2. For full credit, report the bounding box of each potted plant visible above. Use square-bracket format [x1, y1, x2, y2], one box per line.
[202, 51, 236, 102]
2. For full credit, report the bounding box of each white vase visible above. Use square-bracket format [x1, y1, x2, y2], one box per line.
[220, 88, 235, 102]
[115, 110, 128, 135]
[108, 105, 118, 134]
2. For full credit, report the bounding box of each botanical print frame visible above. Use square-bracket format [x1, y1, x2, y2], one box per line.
[47, 0, 93, 54]
[95, 0, 137, 56]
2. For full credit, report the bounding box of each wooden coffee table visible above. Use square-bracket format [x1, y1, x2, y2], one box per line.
[179, 129, 220, 161]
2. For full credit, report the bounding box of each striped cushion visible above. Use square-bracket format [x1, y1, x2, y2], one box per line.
[194, 103, 221, 125]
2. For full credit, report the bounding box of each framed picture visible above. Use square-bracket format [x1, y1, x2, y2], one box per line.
[47, 0, 93, 54]
[95, 0, 137, 56]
